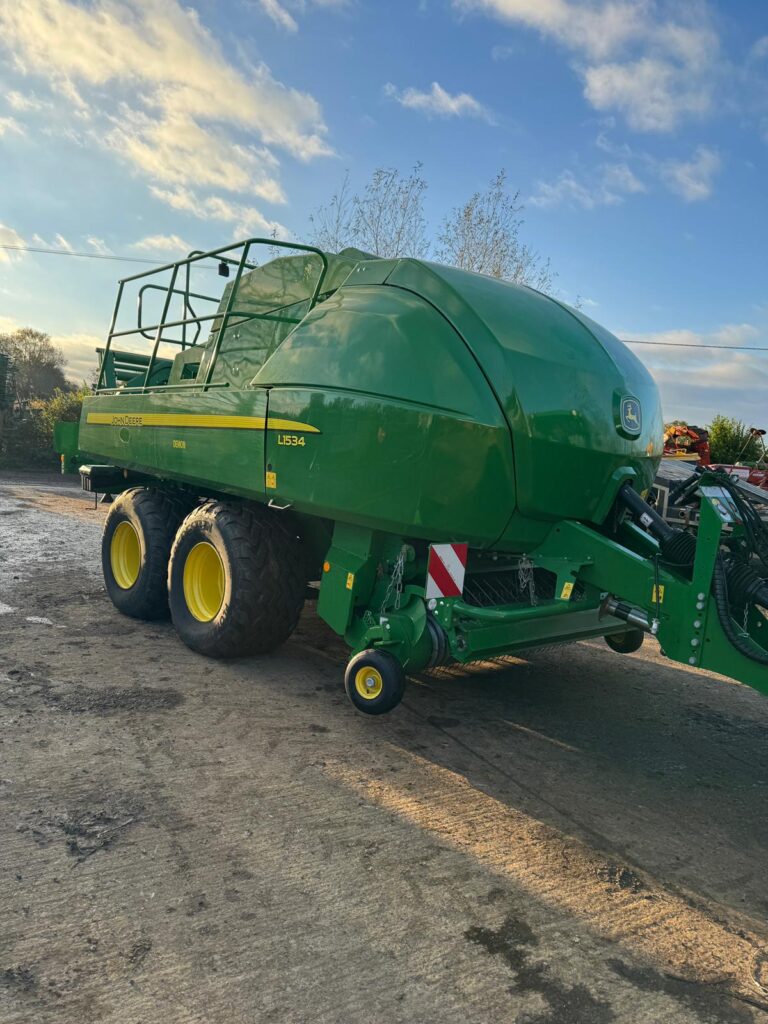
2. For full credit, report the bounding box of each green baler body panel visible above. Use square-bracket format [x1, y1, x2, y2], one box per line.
[78, 251, 663, 551]
[69, 244, 768, 700]
[78, 389, 270, 500]
[383, 261, 663, 534]
[254, 282, 515, 545]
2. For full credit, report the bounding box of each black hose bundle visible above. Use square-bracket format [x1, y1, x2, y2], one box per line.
[712, 554, 768, 665]
[621, 473, 768, 665]
[702, 471, 768, 664]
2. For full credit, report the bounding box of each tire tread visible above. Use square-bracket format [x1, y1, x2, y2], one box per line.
[168, 501, 305, 658]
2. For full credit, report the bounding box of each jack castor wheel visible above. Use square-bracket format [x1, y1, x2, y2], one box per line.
[344, 649, 406, 715]
[605, 629, 644, 654]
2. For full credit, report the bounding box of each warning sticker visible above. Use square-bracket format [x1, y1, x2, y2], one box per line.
[652, 584, 665, 603]
[346, 572, 355, 590]
[265, 471, 277, 489]
[425, 543, 468, 599]
[560, 581, 574, 600]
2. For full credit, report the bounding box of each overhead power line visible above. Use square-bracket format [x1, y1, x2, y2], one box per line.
[3, 244, 767, 352]
[622, 339, 768, 352]
[0, 242, 168, 265]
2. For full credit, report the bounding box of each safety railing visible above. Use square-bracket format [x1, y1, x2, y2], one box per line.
[95, 238, 329, 394]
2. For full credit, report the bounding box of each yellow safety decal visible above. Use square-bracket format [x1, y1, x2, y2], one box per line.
[346, 572, 355, 590]
[265, 471, 277, 489]
[86, 412, 319, 433]
[652, 584, 665, 603]
[560, 581, 574, 600]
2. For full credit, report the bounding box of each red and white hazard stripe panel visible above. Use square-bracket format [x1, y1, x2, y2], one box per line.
[425, 543, 468, 600]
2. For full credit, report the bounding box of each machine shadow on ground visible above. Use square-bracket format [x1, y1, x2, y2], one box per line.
[295, 605, 768, 926]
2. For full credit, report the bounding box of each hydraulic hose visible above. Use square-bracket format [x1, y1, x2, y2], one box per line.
[618, 483, 696, 568]
[712, 556, 768, 666]
[667, 466, 704, 506]
[618, 483, 675, 544]
[619, 480, 768, 663]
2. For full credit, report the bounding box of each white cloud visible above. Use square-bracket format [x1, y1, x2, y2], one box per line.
[6, 90, 49, 112]
[530, 162, 645, 208]
[0, 224, 26, 264]
[660, 146, 721, 201]
[0, 116, 24, 137]
[455, 0, 642, 59]
[384, 81, 494, 122]
[86, 237, 113, 256]
[454, 0, 720, 133]
[53, 332, 103, 381]
[0, 0, 332, 214]
[583, 57, 711, 132]
[258, 0, 299, 31]
[150, 186, 288, 240]
[257, 0, 351, 30]
[31, 233, 74, 251]
[131, 234, 192, 254]
[106, 107, 286, 201]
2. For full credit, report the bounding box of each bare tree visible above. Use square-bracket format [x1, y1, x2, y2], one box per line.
[350, 164, 429, 259]
[308, 166, 556, 293]
[434, 170, 554, 292]
[308, 172, 354, 253]
[309, 165, 428, 259]
[0, 327, 68, 401]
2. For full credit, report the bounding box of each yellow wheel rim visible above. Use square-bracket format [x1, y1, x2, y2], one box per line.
[354, 666, 384, 700]
[183, 541, 226, 622]
[110, 521, 141, 590]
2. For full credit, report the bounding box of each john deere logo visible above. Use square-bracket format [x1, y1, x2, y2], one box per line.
[621, 397, 642, 434]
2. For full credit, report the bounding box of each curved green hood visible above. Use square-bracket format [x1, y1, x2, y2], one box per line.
[380, 259, 664, 529]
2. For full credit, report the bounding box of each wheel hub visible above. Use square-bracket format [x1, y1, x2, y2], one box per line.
[183, 541, 226, 622]
[110, 521, 141, 590]
[354, 666, 383, 700]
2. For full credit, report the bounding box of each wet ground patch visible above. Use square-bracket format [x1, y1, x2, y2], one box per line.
[0, 667, 183, 715]
[465, 912, 616, 1024]
[17, 795, 144, 863]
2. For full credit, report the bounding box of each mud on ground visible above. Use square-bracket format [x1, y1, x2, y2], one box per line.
[0, 472, 767, 1024]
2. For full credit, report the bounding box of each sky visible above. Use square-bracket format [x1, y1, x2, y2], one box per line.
[0, 0, 767, 427]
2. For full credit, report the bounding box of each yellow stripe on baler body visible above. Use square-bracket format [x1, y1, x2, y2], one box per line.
[85, 412, 319, 433]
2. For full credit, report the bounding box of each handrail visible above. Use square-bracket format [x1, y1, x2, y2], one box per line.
[97, 381, 232, 395]
[97, 238, 329, 395]
[143, 262, 180, 388]
[200, 240, 328, 389]
[115, 238, 327, 285]
[137, 283, 219, 344]
[108, 308, 301, 343]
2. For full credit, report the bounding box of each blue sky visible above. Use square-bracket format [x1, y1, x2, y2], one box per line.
[1, 0, 767, 426]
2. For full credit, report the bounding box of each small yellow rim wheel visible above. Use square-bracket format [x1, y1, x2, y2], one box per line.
[183, 541, 226, 623]
[354, 666, 384, 700]
[110, 521, 141, 590]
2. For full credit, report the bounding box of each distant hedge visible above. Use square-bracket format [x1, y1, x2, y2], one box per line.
[0, 386, 89, 470]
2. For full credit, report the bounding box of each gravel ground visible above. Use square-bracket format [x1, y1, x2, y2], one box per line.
[1, 472, 767, 1024]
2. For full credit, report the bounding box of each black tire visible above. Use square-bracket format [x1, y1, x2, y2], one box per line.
[102, 487, 193, 620]
[168, 501, 305, 658]
[605, 629, 644, 654]
[344, 649, 406, 715]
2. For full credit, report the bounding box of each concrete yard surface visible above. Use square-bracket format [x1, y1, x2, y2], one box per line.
[1, 472, 767, 1023]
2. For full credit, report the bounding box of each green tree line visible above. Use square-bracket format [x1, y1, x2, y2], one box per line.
[0, 327, 90, 469]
